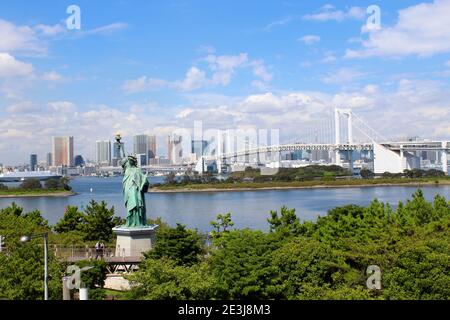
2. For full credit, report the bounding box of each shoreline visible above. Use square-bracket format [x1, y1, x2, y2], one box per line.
[0, 191, 76, 198]
[149, 180, 450, 194]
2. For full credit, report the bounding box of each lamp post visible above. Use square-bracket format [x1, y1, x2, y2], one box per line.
[20, 232, 49, 300]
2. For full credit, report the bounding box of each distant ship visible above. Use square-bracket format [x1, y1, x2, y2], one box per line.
[0, 171, 62, 182]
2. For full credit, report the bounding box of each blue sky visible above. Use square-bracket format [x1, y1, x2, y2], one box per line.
[1, 0, 450, 164]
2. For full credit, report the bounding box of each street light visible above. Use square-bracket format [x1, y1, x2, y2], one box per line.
[20, 232, 49, 301]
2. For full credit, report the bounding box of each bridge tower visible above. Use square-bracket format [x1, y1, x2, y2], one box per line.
[334, 108, 354, 173]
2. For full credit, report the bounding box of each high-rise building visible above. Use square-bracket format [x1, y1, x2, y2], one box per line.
[30, 154, 37, 171]
[52, 136, 74, 167]
[96, 140, 111, 166]
[191, 140, 208, 159]
[168, 134, 183, 165]
[133, 135, 156, 165]
[112, 142, 124, 166]
[46, 153, 52, 167]
[136, 154, 147, 167]
[148, 135, 156, 160]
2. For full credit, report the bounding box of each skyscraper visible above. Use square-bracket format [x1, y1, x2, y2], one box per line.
[192, 140, 208, 159]
[52, 137, 74, 167]
[168, 134, 183, 165]
[112, 141, 124, 166]
[30, 154, 37, 171]
[148, 135, 156, 160]
[46, 153, 52, 168]
[133, 135, 157, 165]
[96, 140, 111, 166]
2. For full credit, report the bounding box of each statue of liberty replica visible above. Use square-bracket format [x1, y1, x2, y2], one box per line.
[116, 134, 149, 227]
[113, 134, 158, 257]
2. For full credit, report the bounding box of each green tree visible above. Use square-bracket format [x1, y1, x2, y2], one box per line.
[22, 210, 49, 228]
[165, 172, 177, 184]
[127, 257, 216, 300]
[0, 204, 63, 300]
[147, 223, 204, 266]
[267, 206, 301, 236]
[82, 200, 119, 242]
[360, 169, 374, 179]
[209, 229, 281, 299]
[0, 202, 23, 217]
[19, 179, 42, 190]
[54, 206, 84, 233]
[72, 259, 108, 300]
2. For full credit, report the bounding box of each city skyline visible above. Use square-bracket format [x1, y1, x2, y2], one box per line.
[1, 1, 450, 165]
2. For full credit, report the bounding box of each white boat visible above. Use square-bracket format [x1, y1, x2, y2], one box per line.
[0, 171, 62, 182]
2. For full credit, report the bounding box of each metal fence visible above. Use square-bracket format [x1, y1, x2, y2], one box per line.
[53, 245, 116, 260]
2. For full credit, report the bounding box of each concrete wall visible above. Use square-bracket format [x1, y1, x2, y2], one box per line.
[373, 143, 404, 174]
[373, 143, 422, 174]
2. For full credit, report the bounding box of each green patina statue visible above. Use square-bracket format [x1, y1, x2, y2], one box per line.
[116, 134, 150, 228]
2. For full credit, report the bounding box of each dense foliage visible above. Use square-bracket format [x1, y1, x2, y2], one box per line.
[0, 189, 449, 300]
[0, 177, 72, 192]
[54, 200, 122, 243]
[0, 204, 63, 300]
[0, 202, 114, 300]
[129, 189, 450, 300]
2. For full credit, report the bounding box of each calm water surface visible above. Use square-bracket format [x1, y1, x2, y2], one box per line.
[0, 177, 448, 232]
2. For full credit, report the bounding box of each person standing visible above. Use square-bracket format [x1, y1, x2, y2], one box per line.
[95, 241, 101, 259]
[100, 242, 105, 258]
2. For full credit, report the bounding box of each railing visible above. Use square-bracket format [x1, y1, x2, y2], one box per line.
[52, 245, 116, 260]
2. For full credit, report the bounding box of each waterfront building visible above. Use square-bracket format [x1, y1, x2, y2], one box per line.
[112, 141, 124, 167]
[168, 134, 183, 165]
[96, 140, 112, 166]
[191, 140, 208, 159]
[46, 153, 52, 168]
[148, 135, 156, 160]
[133, 135, 156, 164]
[52, 137, 74, 167]
[136, 153, 147, 167]
[30, 154, 37, 171]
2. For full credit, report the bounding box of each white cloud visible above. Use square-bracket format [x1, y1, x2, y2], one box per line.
[123, 53, 272, 93]
[83, 23, 128, 36]
[48, 101, 75, 112]
[263, 17, 293, 31]
[250, 60, 273, 82]
[122, 76, 171, 93]
[0, 19, 46, 54]
[34, 24, 65, 37]
[41, 71, 64, 82]
[176, 67, 208, 91]
[303, 6, 365, 22]
[0, 53, 33, 77]
[205, 53, 248, 86]
[6, 101, 40, 113]
[346, 0, 450, 58]
[2, 78, 450, 164]
[320, 68, 365, 84]
[320, 52, 337, 63]
[298, 35, 321, 45]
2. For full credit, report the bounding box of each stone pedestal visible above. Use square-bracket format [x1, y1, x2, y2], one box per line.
[112, 225, 158, 257]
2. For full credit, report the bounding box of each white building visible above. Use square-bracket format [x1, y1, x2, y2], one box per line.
[96, 140, 111, 166]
